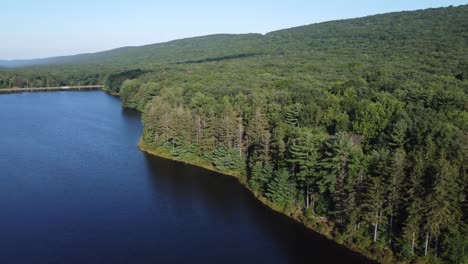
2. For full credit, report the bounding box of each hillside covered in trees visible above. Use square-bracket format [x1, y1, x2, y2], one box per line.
[1, 5, 467, 263]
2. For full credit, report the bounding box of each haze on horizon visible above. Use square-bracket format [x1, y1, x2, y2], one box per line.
[2, 0, 467, 60]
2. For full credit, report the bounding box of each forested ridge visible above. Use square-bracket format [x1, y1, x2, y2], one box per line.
[1, 5, 467, 263]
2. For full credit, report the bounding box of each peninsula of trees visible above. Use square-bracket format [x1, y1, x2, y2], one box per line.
[1, 5, 467, 263]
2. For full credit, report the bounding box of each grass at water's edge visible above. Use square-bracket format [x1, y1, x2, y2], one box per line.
[138, 139, 391, 264]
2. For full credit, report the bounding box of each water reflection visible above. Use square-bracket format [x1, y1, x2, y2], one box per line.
[143, 154, 374, 264]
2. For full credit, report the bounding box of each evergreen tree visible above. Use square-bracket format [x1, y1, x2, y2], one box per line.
[422, 157, 461, 256]
[401, 151, 425, 256]
[363, 149, 390, 243]
[288, 127, 326, 212]
[284, 103, 301, 127]
[249, 161, 273, 195]
[266, 169, 295, 208]
[320, 132, 365, 231]
[246, 107, 271, 165]
[386, 148, 406, 244]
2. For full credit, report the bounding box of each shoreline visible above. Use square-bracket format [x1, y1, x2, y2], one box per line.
[0, 85, 103, 94]
[138, 139, 382, 264]
[0, 89, 384, 263]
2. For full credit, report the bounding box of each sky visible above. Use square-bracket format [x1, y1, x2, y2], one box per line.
[1, 0, 467, 60]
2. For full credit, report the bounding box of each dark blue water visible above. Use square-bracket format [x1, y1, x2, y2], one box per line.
[0, 91, 372, 264]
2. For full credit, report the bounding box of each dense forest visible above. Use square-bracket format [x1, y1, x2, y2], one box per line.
[1, 5, 467, 264]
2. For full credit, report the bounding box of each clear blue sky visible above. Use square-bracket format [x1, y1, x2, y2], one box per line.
[1, 0, 467, 60]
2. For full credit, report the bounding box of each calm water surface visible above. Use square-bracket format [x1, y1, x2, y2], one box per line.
[0, 91, 373, 264]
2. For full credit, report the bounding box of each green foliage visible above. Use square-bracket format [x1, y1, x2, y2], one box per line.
[211, 148, 245, 173]
[284, 103, 301, 127]
[105, 69, 145, 93]
[266, 169, 295, 208]
[440, 225, 468, 264]
[121, 80, 160, 110]
[352, 96, 402, 141]
[1, 5, 467, 263]
[249, 161, 273, 194]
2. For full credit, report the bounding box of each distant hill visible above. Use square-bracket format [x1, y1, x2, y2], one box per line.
[0, 57, 79, 67]
[0, 5, 466, 73]
[0, 34, 265, 68]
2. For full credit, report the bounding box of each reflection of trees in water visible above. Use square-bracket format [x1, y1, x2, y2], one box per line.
[142, 154, 373, 264]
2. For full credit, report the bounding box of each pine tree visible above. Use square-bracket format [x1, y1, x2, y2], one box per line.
[249, 161, 273, 195]
[234, 113, 244, 156]
[386, 148, 406, 244]
[219, 106, 238, 149]
[246, 107, 271, 165]
[288, 127, 326, 212]
[266, 169, 295, 208]
[388, 118, 408, 148]
[284, 103, 301, 127]
[343, 146, 367, 235]
[363, 149, 390, 243]
[270, 123, 287, 166]
[422, 157, 461, 256]
[190, 92, 217, 153]
[320, 132, 365, 230]
[401, 151, 425, 256]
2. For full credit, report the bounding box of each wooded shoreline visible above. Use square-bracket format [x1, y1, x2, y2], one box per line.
[138, 139, 381, 264]
[0, 85, 104, 94]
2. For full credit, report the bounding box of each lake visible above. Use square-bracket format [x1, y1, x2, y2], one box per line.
[0, 91, 373, 263]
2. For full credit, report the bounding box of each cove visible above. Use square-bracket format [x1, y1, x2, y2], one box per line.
[0, 91, 373, 263]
